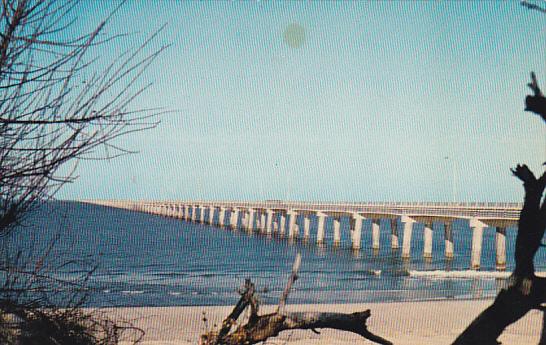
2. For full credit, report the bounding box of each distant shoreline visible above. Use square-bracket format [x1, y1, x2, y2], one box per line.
[99, 300, 542, 345]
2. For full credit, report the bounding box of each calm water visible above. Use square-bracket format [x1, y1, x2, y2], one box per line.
[3, 201, 544, 307]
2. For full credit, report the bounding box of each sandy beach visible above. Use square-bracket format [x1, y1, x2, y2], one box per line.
[106, 300, 543, 345]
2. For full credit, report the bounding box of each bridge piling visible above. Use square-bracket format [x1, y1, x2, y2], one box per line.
[316, 212, 326, 245]
[191, 206, 197, 222]
[247, 209, 255, 232]
[496, 227, 507, 270]
[401, 216, 415, 259]
[199, 206, 205, 223]
[209, 206, 215, 225]
[288, 211, 298, 238]
[352, 214, 364, 250]
[279, 213, 286, 236]
[444, 222, 454, 259]
[470, 218, 486, 270]
[219, 207, 226, 226]
[391, 219, 399, 249]
[260, 213, 266, 233]
[372, 219, 380, 250]
[266, 210, 273, 234]
[230, 209, 239, 229]
[303, 216, 311, 240]
[423, 222, 433, 259]
[333, 217, 341, 246]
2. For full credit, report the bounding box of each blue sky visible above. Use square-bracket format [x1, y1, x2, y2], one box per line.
[59, 1, 545, 202]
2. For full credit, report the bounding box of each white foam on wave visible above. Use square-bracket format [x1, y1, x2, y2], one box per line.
[409, 270, 546, 279]
[121, 290, 144, 294]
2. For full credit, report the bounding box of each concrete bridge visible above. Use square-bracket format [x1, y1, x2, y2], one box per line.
[82, 200, 522, 271]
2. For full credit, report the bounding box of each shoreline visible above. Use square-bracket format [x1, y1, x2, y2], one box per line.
[100, 299, 543, 345]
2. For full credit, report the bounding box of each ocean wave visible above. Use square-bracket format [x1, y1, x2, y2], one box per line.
[409, 270, 546, 278]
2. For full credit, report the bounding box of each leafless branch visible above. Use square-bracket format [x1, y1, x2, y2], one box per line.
[0, 0, 168, 235]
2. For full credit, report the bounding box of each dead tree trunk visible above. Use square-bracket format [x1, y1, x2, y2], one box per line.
[452, 165, 546, 344]
[201, 254, 392, 345]
[453, 73, 546, 345]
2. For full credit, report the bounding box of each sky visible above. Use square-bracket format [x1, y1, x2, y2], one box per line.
[59, 1, 546, 202]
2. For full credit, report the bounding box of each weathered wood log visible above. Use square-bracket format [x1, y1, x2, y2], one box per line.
[201, 253, 392, 345]
[206, 309, 392, 345]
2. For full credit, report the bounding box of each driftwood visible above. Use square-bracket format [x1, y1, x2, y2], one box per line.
[200, 254, 392, 345]
[452, 156, 546, 341]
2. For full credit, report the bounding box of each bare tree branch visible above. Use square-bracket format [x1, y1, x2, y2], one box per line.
[525, 72, 546, 122]
[0, 0, 168, 235]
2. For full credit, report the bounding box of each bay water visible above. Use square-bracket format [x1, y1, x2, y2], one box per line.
[4, 201, 544, 307]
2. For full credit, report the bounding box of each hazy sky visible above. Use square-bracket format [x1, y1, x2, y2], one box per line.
[60, 1, 545, 202]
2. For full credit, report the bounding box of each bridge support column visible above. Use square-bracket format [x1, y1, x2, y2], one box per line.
[260, 213, 266, 232]
[199, 206, 205, 223]
[207, 206, 214, 225]
[444, 222, 454, 259]
[266, 210, 274, 234]
[191, 206, 197, 222]
[230, 209, 239, 229]
[333, 217, 341, 246]
[316, 212, 326, 245]
[177, 205, 183, 219]
[423, 222, 433, 259]
[470, 218, 486, 270]
[288, 211, 298, 238]
[391, 219, 399, 249]
[219, 208, 226, 226]
[246, 209, 255, 232]
[241, 212, 247, 228]
[351, 214, 364, 250]
[496, 227, 507, 270]
[303, 216, 311, 240]
[254, 212, 259, 229]
[401, 216, 415, 259]
[372, 219, 380, 250]
[279, 212, 286, 236]
[182, 205, 187, 220]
